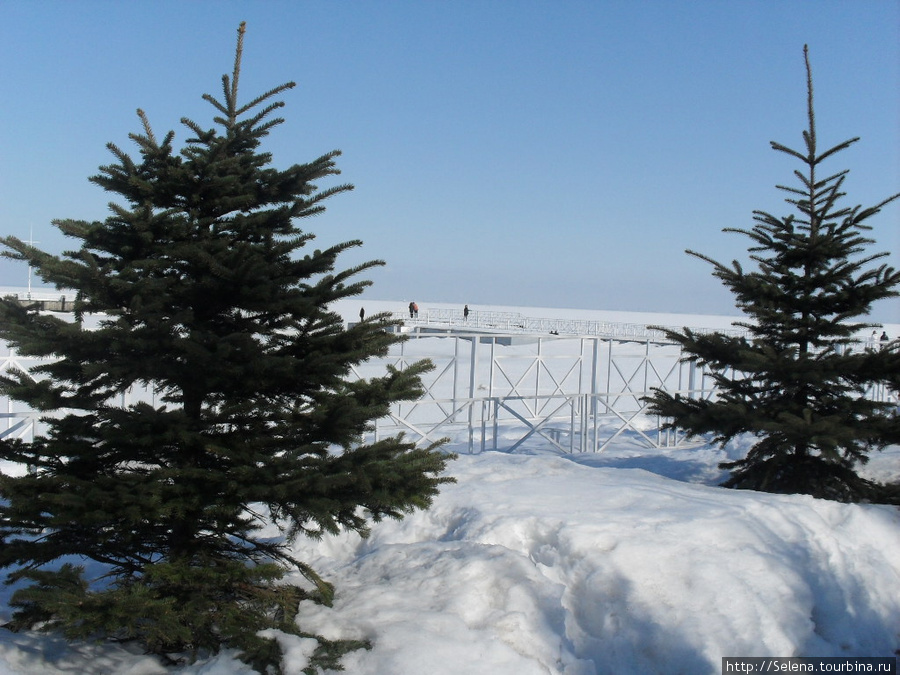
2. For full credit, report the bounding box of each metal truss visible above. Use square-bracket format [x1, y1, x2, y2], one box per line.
[0, 345, 42, 441]
[351, 330, 719, 454]
[0, 328, 727, 454]
[2, 309, 890, 457]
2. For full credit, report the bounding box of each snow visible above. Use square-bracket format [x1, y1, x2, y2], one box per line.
[1, 302, 899, 674]
[336, 298, 900, 340]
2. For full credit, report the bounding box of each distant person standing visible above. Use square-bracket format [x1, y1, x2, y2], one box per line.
[359, 307, 365, 322]
[409, 302, 415, 319]
[463, 305, 469, 322]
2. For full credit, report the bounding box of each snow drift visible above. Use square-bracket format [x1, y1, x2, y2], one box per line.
[2, 445, 898, 675]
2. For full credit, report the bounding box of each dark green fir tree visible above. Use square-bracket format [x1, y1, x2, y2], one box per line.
[0, 23, 453, 673]
[645, 46, 899, 503]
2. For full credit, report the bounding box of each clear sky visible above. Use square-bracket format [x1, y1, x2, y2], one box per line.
[2, 1, 898, 321]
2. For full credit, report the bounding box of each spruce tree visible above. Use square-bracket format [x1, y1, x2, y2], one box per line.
[645, 46, 900, 502]
[0, 23, 452, 673]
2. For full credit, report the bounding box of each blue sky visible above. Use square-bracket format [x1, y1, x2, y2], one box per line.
[2, 1, 898, 321]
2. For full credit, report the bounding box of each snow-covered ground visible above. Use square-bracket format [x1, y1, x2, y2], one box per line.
[1, 301, 898, 674]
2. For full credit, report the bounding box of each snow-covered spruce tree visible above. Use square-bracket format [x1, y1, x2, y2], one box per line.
[0, 23, 452, 673]
[644, 46, 899, 503]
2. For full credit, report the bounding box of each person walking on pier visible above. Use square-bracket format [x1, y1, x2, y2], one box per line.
[464, 304, 469, 322]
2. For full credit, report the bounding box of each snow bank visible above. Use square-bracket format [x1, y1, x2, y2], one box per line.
[1, 447, 898, 674]
[291, 452, 900, 675]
